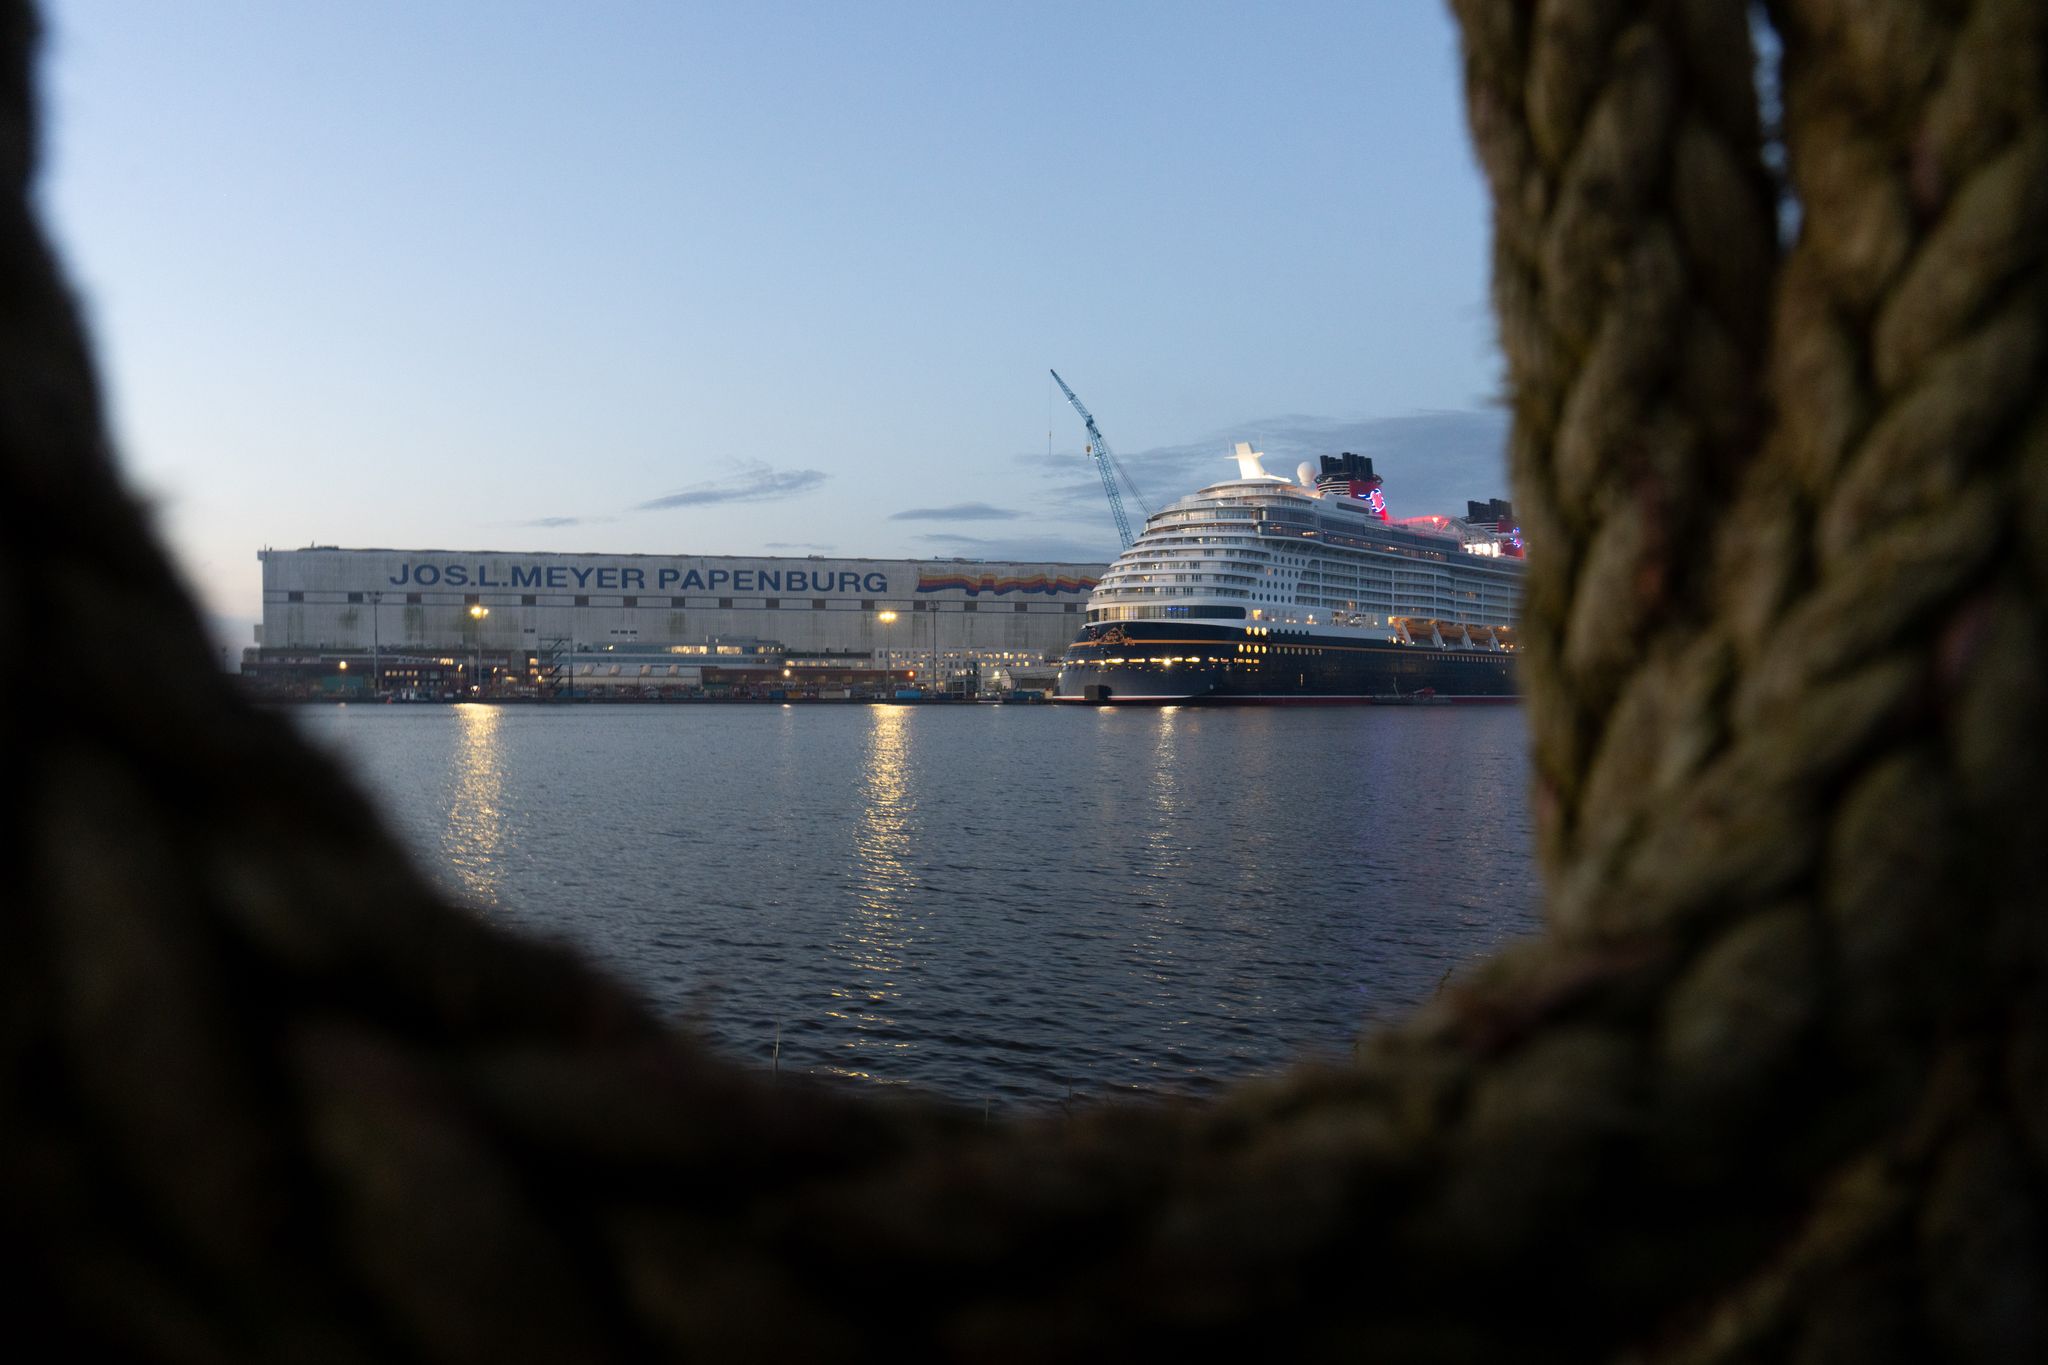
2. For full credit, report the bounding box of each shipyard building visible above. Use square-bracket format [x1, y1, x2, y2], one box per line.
[250, 546, 1105, 698]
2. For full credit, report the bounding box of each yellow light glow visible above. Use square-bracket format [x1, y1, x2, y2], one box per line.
[469, 604, 488, 620]
[337, 660, 348, 670]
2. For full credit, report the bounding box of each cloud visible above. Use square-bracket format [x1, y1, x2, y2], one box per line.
[634, 463, 828, 511]
[912, 532, 1114, 565]
[764, 540, 835, 551]
[888, 502, 1020, 522]
[513, 515, 597, 529]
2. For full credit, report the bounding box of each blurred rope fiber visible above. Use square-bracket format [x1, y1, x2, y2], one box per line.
[3, 0, 2045, 1359]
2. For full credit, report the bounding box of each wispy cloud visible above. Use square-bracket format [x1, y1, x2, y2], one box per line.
[513, 515, 599, 529]
[765, 540, 835, 551]
[888, 502, 1020, 522]
[912, 532, 1113, 564]
[635, 463, 828, 511]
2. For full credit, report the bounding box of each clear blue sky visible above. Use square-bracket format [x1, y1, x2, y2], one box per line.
[36, 1, 1504, 645]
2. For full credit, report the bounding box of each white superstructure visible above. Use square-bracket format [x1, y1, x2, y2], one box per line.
[1083, 446, 1523, 645]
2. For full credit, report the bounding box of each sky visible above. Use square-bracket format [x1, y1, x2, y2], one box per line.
[35, 1, 1506, 647]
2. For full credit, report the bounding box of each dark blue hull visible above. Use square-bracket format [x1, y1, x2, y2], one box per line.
[1051, 620, 1518, 705]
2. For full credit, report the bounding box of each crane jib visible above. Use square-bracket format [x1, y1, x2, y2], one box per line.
[1050, 368, 1143, 551]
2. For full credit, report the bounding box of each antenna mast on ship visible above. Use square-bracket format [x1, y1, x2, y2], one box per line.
[1050, 369, 1147, 550]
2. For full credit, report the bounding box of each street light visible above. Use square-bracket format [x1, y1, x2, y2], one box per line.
[876, 609, 900, 680]
[468, 603, 489, 696]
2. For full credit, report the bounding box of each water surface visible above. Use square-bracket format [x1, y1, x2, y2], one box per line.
[294, 702, 1541, 1107]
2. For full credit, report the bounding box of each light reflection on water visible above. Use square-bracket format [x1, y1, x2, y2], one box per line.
[294, 704, 1542, 1108]
[445, 704, 508, 908]
[834, 705, 918, 1081]
[1136, 705, 1187, 1013]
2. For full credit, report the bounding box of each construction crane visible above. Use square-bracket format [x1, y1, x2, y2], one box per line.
[1050, 369, 1146, 550]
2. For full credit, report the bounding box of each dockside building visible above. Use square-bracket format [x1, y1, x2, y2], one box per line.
[253, 546, 1104, 694]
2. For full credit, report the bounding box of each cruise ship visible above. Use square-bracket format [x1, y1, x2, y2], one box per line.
[1053, 445, 1523, 704]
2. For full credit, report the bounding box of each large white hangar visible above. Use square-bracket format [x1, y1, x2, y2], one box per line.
[255, 546, 1106, 671]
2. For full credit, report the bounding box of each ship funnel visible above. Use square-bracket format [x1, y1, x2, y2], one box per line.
[1231, 442, 1275, 481]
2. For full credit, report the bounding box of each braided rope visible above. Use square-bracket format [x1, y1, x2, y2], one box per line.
[1451, 0, 1780, 890]
[4, 0, 2045, 1358]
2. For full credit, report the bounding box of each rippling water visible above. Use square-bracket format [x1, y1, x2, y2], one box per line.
[292, 702, 1541, 1107]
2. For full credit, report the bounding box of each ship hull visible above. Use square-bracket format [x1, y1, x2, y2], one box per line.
[1051, 620, 1517, 705]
